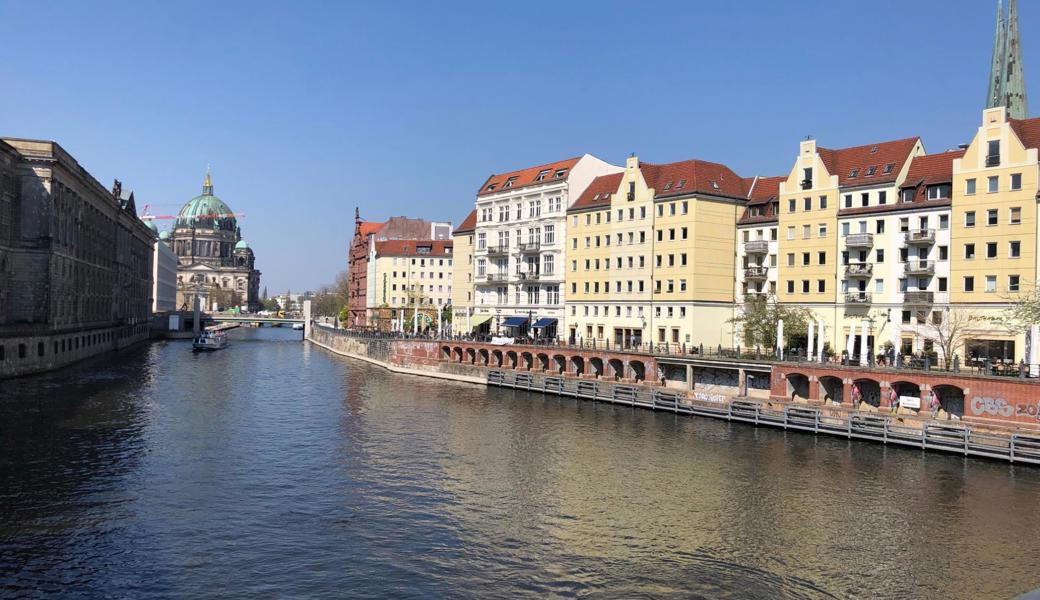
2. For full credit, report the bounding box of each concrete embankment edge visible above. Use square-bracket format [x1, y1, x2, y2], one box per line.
[307, 336, 486, 386]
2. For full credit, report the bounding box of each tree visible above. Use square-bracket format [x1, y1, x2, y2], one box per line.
[925, 308, 977, 364]
[1001, 287, 1040, 334]
[729, 295, 815, 350]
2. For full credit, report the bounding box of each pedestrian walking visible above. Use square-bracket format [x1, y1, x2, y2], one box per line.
[890, 387, 899, 414]
[929, 390, 940, 419]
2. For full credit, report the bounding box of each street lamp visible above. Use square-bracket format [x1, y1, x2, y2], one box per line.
[527, 309, 533, 341]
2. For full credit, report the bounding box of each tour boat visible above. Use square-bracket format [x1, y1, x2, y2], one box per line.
[291, 323, 304, 331]
[192, 330, 228, 351]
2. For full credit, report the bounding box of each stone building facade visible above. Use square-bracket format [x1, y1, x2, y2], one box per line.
[0, 138, 154, 379]
[164, 172, 261, 312]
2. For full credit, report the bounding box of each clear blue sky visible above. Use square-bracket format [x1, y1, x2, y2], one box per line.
[1, 0, 1036, 293]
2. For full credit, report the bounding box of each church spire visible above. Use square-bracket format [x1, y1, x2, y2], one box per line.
[987, 0, 1029, 119]
[202, 166, 213, 195]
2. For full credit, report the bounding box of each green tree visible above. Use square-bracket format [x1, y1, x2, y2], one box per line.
[728, 295, 814, 349]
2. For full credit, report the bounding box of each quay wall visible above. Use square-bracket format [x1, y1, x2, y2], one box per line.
[0, 323, 151, 380]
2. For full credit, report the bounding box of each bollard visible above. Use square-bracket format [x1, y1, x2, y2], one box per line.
[756, 346, 761, 360]
[868, 353, 875, 367]
[736, 345, 741, 358]
[953, 354, 960, 373]
[699, 343, 704, 356]
[896, 353, 903, 369]
[1020, 359, 1026, 378]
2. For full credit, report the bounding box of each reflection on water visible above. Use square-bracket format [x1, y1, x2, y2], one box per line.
[1, 327, 1038, 598]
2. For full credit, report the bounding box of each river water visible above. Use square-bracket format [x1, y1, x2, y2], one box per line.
[1, 327, 1038, 599]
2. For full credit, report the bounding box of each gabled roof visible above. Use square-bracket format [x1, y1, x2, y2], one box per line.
[816, 137, 920, 188]
[453, 209, 477, 234]
[1010, 117, 1040, 151]
[477, 156, 581, 196]
[643, 159, 749, 199]
[374, 239, 453, 258]
[899, 149, 965, 189]
[569, 172, 622, 212]
[358, 221, 384, 237]
[746, 175, 785, 205]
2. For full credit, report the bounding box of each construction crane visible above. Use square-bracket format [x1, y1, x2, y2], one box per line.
[139, 204, 246, 222]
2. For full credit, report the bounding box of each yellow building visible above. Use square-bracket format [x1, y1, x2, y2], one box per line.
[950, 107, 1040, 362]
[565, 155, 748, 348]
[449, 210, 480, 333]
[369, 239, 453, 332]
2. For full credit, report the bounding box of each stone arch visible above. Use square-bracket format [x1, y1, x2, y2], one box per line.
[477, 348, 487, 365]
[492, 349, 503, 367]
[629, 360, 646, 382]
[819, 375, 844, 404]
[786, 373, 810, 401]
[570, 355, 585, 376]
[609, 358, 624, 380]
[933, 384, 965, 418]
[453, 347, 464, 362]
[552, 354, 566, 374]
[536, 353, 549, 371]
[892, 381, 921, 401]
[590, 357, 604, 377]
[521, 352, 533, 369]
[853, 378, 881, 408]
[442, 345, 453, 360]
[506, 350, 518, 369]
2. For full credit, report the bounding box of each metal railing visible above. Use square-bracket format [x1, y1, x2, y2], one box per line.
[744, 266, 768, 280]
[744, 240, 770, 254]
[904, 290, 934, 304]
[845, 233, 874, 247]
[845, 292, 872, 304]
[904, 260, 934, 276]
[905, 229, 935, 245]
[485, 245, 508, 255]
[845, 263, 873, 277]
[519, 241, 541, 253]
[484, 272, 507, 282]
[518, 272, 540, 281]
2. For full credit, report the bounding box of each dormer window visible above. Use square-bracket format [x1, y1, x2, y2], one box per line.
[535, 169, 550, 181]
[901, 188, 915, 203]
[711, 180, 720, 190]
[504, 176, 518, 188]
[870, 146, 879, 154]
[883, 163, 894, 175]
[865, 166, 877, 176]
[486, 183, 498, 192]
[663, 182, 673, 191]
[849, 169, 859, 178]
[554, 169, 568, 178]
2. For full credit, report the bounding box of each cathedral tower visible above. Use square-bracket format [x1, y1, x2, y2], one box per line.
[987, 0, 1029, 118]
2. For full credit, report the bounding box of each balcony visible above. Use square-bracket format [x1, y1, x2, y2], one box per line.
[904, 290, 934, 304]
[800, 179, 812, 190]
[485, 245, 508, 256]
[904, 260, 934, 276]
[484, 272, 507, 283]
[986, 154, 1001, 167]
[845, 292, 872, 305]
[845, 233, 874, 248]
[904, 229, 935, 245]
[518, 272, 540, 281]
[519, 241, 541, 253]
[745, 240, 770, 255]
[845, 262, 873, 277]
[744, 266, 768, 281]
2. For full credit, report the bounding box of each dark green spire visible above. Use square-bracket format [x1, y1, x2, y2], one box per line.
[987, 0, 1029, 119]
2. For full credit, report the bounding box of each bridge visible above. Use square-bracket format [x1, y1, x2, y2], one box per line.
[206, 315, 304, 325]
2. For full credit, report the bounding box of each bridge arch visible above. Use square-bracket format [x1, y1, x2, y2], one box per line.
[492, 349, 503, 367]
[820, 375, 844, 404]
[608, 358, 624, 380]
[506, 350, 518, 369]
[478, 348, 488, 366]
[441, 346, 452, 360]
[892, 381, 921, 407]
[933, 384, 965, 418]
[589, 357, 604, 377]
[552, 354, 566, 374]
[536, 353, 549, 371]
[786, 373, 810, 401]
[521, 352, 533, 369]
[852, 378, 881, 408]
[629, 360, 646, 382]
[570, 356, 585, 376]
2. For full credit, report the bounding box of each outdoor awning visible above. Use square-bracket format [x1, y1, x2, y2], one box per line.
[501, 316, 529, 328]
[532, 317, 557, 328]
[469, 314, 493, 329]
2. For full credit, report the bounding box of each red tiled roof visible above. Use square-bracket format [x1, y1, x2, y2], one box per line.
[746, 175, 785, 205]
[1010, 117, 1040, 151]
[374, 239, 453, 258]
[643, 159, 749, 199]
[899, 149, 965, 189]
[359, 221, 384, 237]
[453, 209, 477, 234]
[817, 137, 920, 188]
[477, 156, 581, 196]
[569, 172, 622, 212]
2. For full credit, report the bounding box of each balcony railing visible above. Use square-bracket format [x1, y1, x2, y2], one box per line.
[744, 266, 768, 280]
[845, 233, 874, 248]
[485, 245, 508, 256]
[986, 154, 1001, 167]
[744, 240, 770, 254]
[845, 292, 872, 305]
[904, 290, 934, 304]
[484, 273, 507, 283]
[905, 229, 935, 245]
[518, 272, 540, 281]
[800, 179, 812, 190]
[845, 262, 873, 277]
[905, 260, 934, 276]
[519, 241, 541, 253]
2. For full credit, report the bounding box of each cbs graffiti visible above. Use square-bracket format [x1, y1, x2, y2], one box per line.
[969, 396, 1040, 419]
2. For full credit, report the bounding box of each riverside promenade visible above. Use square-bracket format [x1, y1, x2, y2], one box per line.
[307, 324, 1040, 465]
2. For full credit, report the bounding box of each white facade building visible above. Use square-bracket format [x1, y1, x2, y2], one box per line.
[152, 236, 178, 313]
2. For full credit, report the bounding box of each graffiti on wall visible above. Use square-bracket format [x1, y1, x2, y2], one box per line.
[969, 396, 1040, 420]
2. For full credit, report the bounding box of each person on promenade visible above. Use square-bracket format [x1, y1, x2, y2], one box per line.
[851, 384, 861, 406]
[889, 387, 899, 415]
[928, 390, 940, 419]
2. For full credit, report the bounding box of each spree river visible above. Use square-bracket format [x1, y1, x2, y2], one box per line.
[2, 327, 1039, 599]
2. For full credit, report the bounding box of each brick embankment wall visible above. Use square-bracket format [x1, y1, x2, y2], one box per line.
[307, 326, 487, 385]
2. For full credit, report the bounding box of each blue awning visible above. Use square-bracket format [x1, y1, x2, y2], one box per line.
[532, 317, 557, 328]
[501, 316, 529, 328]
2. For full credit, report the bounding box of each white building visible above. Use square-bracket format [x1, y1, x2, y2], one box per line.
[471, 154, 621, 339]
[152, 233, 178, 312]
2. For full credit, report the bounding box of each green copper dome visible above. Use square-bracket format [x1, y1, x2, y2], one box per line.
[159, 230, 170, 240]
[145, 219, 159, 233]
[235, 240, 250, 250]
[174, 170, 237, 231]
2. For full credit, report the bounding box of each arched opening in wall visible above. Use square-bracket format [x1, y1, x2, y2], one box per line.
[506, 351, 518, 369]
[608, 358, 624, 380]
[570, 356, 585, 376]
[820, 376, 844, 404]
[442, 346, 452, 360]
[492, 350, 503, 367]
[892, 381, 921, 411]
[477, 348, 487, 365]
[454, 347, 464, 362]
[853, 378, 881, 408]
[521, 352, 533, 369]
[552, 355, 566, 374]
[536, 353, 549, 371]
[590, 357, 604, 377]
[786, 373, 810, 401]
[630, 360, 646, 382]
[933, 384, 965, 418]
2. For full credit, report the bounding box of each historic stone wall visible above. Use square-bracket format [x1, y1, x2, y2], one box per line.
[0, 324, 150, 379]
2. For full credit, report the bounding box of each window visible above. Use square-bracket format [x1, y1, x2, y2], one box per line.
[939, 214, 949, 229]
[802, 252, 810, 266]
[787, 253, 795, 267]
[987, 209, 998, 226]
[928, 184, 951, 200]
[938, 245, 948, 260]
[876, 249, 885, 263]
[966, 178, 976, 195]
[681, 227, 688, 240]
[803, 197, 811, 211]
[841, 222, 850, 237]
[988, 176, 999, 193]
[844, 194, 852, 208]
[1010, 275, 1021, 292]
[987, 140, 1000, 166]
[820, 196, 828, 209]
[787, 280, 794, 294]
[861, 193, 869, 207]
[876, 279, 885, 293]
[876, 220, 885, 234]
[819, 224, 827, 238]
[680, 279, 687, 292]
[878, 191, 887, 205]
[817, 280, 825, 293]
[818, 251, 826, 265]
[788, 199, 796, 213]
[1011, 173, 1022, 191]
[965, 211, 975, 228]
[787, 226, 795, 240]
[902, 311, 912, 324]
[938, 277, 947, 292]
[1010, 207, 1022, 224]
[801, 280, 810, 294]
[901, 188, 915, 203]
[1010, 240, 1021, 258]
[803, 225, 811, 239]
[964, 276, 975, 292]
[986, 242, 997, 259]
[682, 201, 688, 214]
[986, 275, 997, 292]
[964, 243, 975, 259]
